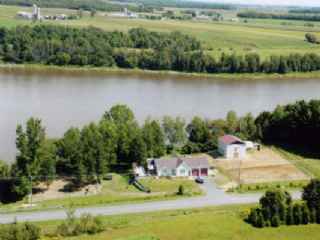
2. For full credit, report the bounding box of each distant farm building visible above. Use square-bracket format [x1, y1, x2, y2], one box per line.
[16, 4, 41, 21]
[108, 8, 138, 18]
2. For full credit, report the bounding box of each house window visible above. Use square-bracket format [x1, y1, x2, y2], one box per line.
[180, 169, 186, 175]
[172, 169, 176, 176]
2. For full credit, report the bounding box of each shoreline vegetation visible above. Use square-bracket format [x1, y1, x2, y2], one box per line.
[2, 25, 320, 80]
[2, 64, 320, 81]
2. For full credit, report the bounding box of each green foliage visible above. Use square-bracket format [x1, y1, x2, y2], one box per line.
[177, 185, 185, 196]
[305, 33, 319, 44]
[13, 118, 45, 197]
[271, 215, 280, 227]
[238, 11, 320, 22]
[0, 222, 41, 240]
[142, 119, 166, 158]
[162, 116, 187, 150]
[256, 100, 320, 149]
[56, 207, 104, 237]
[2, 25, 320, 75]
[302, 179, 320, 209]
[0, 160, 10, 178]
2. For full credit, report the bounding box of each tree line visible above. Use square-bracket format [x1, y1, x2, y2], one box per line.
[1, 25, 320, 74]
[0, 0, 140, 12]
[238, 11, 320, 22]
[1, 99, 320, 202]
[248, 180, 320, 228]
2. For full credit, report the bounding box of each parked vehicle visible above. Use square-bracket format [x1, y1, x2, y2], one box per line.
[195, 177, 204, 184]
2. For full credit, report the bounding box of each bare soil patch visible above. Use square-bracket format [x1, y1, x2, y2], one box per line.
[213, 147, 310, 184]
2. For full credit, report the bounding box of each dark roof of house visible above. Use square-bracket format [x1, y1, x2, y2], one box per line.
[154, 156, 210, 170]
[219, 135, 245, 145]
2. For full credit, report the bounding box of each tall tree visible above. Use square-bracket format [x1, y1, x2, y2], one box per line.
[142, 119, 166, 158]
[56, 128, 85, 184]
[162, 116, 187, 150]
[103, 105, 139, 166]
[14, 118, 45, 196]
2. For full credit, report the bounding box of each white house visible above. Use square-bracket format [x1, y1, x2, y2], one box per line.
[218, 135, 247, 159]
[148, 156, 210, 177]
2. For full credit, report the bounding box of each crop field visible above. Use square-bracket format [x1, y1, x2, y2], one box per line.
[1, 5, 320, 59]
[36, 204, 320, 240]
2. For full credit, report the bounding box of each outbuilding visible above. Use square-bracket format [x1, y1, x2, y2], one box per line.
[218, 135, 247, 159]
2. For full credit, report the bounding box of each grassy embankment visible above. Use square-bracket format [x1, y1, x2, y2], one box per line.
[0, 174, 202, 214]
[32, 204, 320, 240]
[2, 5, 320, 79]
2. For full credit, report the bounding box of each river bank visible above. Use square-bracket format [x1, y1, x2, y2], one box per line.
[1, 63, 320, 81]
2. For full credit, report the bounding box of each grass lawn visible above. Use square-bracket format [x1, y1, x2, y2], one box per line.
[0, 175, 202, 214]
[35, 204, 320, 240]
[2, 5, 320, 59]
[274, 146, 320, 179]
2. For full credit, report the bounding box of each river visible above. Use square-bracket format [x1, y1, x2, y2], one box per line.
[1, 68, 320, 162]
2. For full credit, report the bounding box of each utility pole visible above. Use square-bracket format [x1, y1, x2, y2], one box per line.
[28, 175, 33, 207]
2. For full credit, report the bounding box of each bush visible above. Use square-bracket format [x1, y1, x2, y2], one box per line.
[177, 185, 185, 196]
[74, 214, 104, 235]
[271, 215, 280, 227]
[293, 204, 302, 225]
[56, 206, 104, 237]
[286, 206, 294, 225]
[0, 222, 41, 240]
[301, 204, 310, 225]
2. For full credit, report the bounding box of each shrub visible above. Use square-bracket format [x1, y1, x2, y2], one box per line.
[177, 185, 185, 196]
[271, 215, 280, 227]
[310, 208, 317, 223]
[286, 206, 294, 225]
[56, 206, 104, 237]
[293, 204, 302, 225]
[301, 204, 310, 225]
[74, 214, 104, 235]
[305, 33, 319, 44]
[0, 222, 41, 240]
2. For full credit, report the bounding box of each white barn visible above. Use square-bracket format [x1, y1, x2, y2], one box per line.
[218, 135, 247, 159]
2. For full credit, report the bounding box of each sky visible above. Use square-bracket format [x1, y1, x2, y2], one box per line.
[198, 0, 320, 7]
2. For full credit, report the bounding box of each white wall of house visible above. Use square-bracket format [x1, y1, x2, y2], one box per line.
[176, 162, 191, 177]
[218, 140, 246, 159]
[158, 167, 175, 177]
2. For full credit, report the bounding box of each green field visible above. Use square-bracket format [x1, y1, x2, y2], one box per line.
[35, 204, 320, 240]
[2, 5, 320, 59]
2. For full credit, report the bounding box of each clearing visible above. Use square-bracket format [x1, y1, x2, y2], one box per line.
[213, 147, 310, 188]
[0, 174, 202, 213]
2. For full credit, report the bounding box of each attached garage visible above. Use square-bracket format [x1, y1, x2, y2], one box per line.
[200, 168, 208, 176]
[192, 169, 200, 176]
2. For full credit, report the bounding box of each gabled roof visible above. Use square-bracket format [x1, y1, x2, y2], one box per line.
[153, 156, 210, 170]
[219, 135, 245, 145]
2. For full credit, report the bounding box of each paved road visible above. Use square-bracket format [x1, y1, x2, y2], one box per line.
[0, 180, 302, 224]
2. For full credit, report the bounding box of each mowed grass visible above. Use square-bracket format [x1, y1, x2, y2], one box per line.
[37, 204, 320, 240]
[2, 5, 320, 58]
[0, 175, 201, 213]
[274, 147, 320, 179]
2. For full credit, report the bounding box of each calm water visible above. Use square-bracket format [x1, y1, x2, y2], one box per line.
[1, 68, 320, 162]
